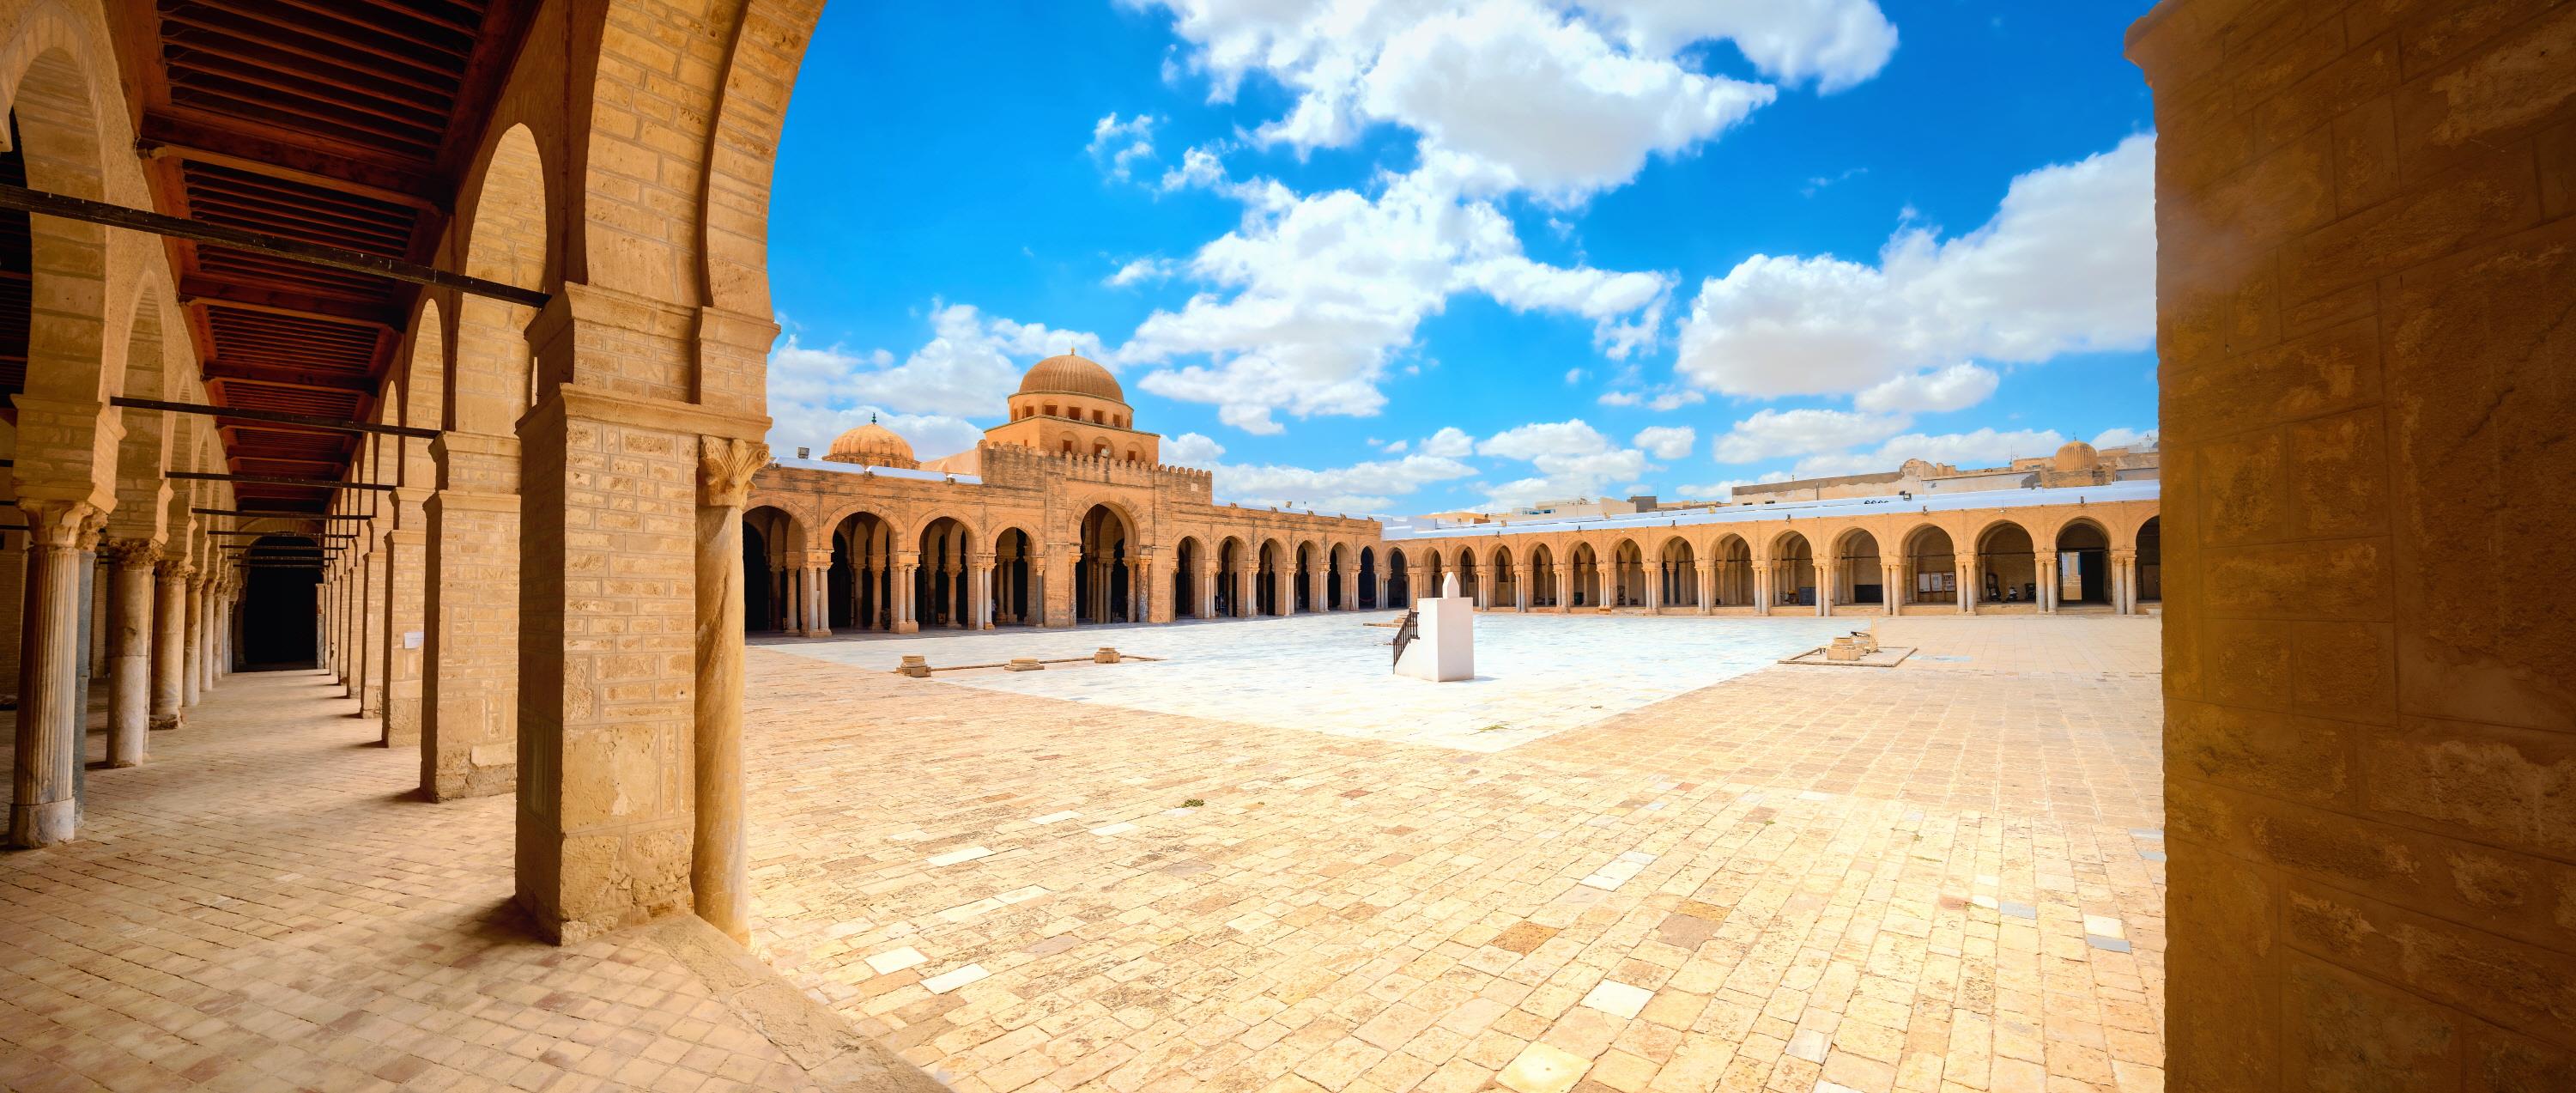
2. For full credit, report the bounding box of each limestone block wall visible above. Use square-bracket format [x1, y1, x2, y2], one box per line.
[2130, 0, 2576, 1087]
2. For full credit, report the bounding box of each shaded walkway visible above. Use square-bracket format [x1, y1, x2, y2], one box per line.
[0, 670, 934, 1092]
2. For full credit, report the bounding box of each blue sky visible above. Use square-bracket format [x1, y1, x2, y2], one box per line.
[766, 1, 2161, 514]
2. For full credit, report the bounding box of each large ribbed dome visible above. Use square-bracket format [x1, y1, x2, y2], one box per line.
[1017, 353, 1124, 404]
[825, 420, 916, 466]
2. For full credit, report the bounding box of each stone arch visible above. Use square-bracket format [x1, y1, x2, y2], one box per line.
[1828, 527, 1883, 609]
[1973, 519, 2038, 606]
[822, 507, 895, 632]
[452, 123, 550, 435]
[3, 24, 112, 505]
[1568, 540, 1602, 608]
[1657, 535, 1697, 610]
[1077, 503, 1135, 624]
[1325, 541, 1350, 610]
[2135, 515, 2161, 604]
[1173, 535, 1205, 618]
[1219, 535, 1252, 617]
[1771, 531, 1816, 608]
[741, 504, 803, 632]
[106, 282, 178, 543]
[2052, 517, 2114, 606]
[1385, 546, 1409, 607]
[914, 515, 976, 628]
[1489, 543, 1516, 609]
[1708, 533, 1752, 606]
[1527, 542, 1558, 608]
[993, 525, 1039, 626]
[1900, 524, 1959, 608]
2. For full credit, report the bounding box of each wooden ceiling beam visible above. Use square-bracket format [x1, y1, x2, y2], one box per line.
[138, 111, 444, 209]
[204, 362, 376, 393]
[179, 276, 402, 327]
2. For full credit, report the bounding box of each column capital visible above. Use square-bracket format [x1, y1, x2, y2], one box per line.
[100, 537, 161, 567]
[18, 498, 107, 550]
[699, 436, 771, 507]
[2111, 547, 2137, 562]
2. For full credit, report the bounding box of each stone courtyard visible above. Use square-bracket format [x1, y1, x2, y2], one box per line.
[746, 615, 2167, 1093]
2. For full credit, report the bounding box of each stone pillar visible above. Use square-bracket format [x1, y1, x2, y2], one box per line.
[152, 560, 188, 730]
[183, 575, 205, 707]
[9, 501, 103, 847]
[1131, 556, 1152, 623]
[1513, 563, 1530, 611]
[381, 527, 428, 747]
[421, 430, 522, 801]
[972, 556, 994, 628]
[1960, 558, 1977, 615]
[88, 558, 109, 679]
[1341, 567, 1357, 613]
[2108, 548, 2134, 616]
[357, 545, 387, 716]
[102, 540, 157, 768]
[1280, 564, 1296, 617]
[1373, 573, 1387, 610]
[1552, 564, 1573, 613]
[692, 438, 766, 944]
[1646, 564, 1661, 613]
[894, 554, 921, 633]
[805, 561, 833, 637]
[2130, 3, 2576, 1083]
[2034, 550, 2057, 614]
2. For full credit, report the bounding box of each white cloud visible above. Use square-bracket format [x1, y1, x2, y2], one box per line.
[1471, 417, 1654, 508]
[1205, 452, 1478, 513]
[1165, 431, 1227, 466]
[1380, 439, 1409, 453]
[1710, 407, 1909, 463]
[1633, 425, 1695, 458]
[773, 303, 1104, 420]
[1468, 256, 1670, 359]
[1088, 112, 1161, 179]
[1599, 386, 1706, 410]
[1418, 426, 1475, 458]
[1789, 427, 2068, 478]
[1119, 162, 1667, 433]
[1576, 1, 1899, 92]
[1676, 133, 2155, 398]
[1107, 258, 1173, 287]
[1565, 367, 1587, 384]
[1132, 0, 1893, 201]
[1159, 144, 1229, 192]
[2092, 426, 2158, 449]
[1356, 2, 1773, 202]
[1852, 361, 1999, 415]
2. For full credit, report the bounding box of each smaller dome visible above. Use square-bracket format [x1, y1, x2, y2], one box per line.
[2052, 440, 2100, 473]
[1017, 353, 1125, 404]
[826, 419, 917, 467]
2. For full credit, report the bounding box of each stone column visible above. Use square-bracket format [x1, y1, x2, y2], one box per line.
[2035, 550, 2057, 613]
[102, 540, 158, 768]
[9, 501, 103, 847]
[1552, 564, 1573, 613]
[1646, 564, 1661, 613]
[358, 545, 388, 717]
[152, 559, 189, 730]
[894, 554, 921, 633]
[1373, 573, 1387, 610]
[2108, 548, 2133, 616]
[1960, 558, 1978, 615]
[1281, 564, 1297, 617]
[88, 558, 109, 679]
[807, 561, 833, 636]
[183, 575, 206, 707]
[692, 438, 766, 944]
[1131, 556, 1152, 623]
[971, 556, 994, 628]
[1343, 568, 1358, 612]
[1513, 564, 1530, 611]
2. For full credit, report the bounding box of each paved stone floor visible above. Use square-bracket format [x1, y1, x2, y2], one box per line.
[761, 613, 1861, 750]
[0, 670, 932, 1093]
[748, 614, 2167, 1093]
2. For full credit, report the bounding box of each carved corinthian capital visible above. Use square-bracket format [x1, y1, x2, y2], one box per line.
[699, 436, 770, 509]
[17, 499, 108, 551]
[101, 537, 161, 568]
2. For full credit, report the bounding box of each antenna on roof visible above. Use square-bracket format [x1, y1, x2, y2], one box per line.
[870, 412, 879, 424]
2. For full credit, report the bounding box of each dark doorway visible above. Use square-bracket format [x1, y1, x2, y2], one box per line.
[241, 537, 322, 668]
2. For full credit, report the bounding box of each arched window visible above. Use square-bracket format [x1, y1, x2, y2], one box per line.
[1092, 410, 1105, 423]
[1045, 404, 1057, 416]
[1094, 441, 1111, 457]
[1125, 446, 1140, 462]
[1060, 440, 1074, 454]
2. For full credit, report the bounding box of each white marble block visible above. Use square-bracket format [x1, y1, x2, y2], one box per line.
[1397, 574, 1476, 682]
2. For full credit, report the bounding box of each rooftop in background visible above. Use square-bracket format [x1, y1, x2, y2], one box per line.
[1383, 479, 2159, 540]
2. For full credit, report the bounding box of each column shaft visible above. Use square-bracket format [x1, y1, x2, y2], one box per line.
[105, 545, 155, 768]
[9, 502, 100, 847]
